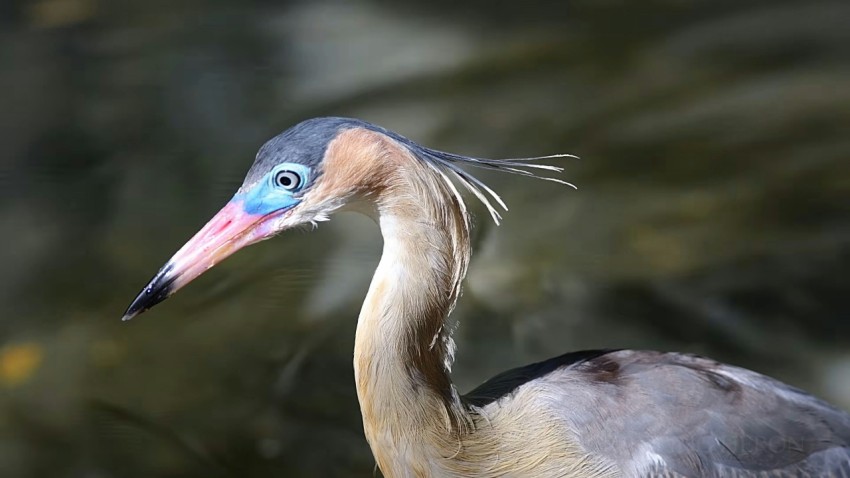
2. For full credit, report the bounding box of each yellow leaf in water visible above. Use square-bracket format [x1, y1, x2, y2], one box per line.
[0, 342, 44, 387]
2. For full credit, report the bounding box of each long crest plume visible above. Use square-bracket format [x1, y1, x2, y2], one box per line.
[397, 139, 578, 225]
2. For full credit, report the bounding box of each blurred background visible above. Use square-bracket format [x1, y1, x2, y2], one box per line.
[1, 0, 849, 476]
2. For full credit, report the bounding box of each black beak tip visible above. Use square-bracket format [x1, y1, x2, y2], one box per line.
[121, 269, 177, 321]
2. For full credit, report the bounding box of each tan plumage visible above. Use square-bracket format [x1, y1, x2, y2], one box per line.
[314, 128, 615, 477]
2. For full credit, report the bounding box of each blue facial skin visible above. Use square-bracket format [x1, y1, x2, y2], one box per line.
[234, 163, 312, 216]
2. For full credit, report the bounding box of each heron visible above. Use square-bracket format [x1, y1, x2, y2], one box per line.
[123, 117, 850, 477]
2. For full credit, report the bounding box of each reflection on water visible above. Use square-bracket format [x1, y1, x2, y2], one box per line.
[1, 0, 848, 476]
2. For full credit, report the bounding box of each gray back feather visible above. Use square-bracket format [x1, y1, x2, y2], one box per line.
[553, 351, 850, 476]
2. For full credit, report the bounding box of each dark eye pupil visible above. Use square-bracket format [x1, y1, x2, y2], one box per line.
[276, 171, 300, 189]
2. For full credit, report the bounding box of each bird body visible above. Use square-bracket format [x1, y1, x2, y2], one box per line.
[124, 117, 850, 477]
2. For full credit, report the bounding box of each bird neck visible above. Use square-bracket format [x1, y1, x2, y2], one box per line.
[353, 158, 472, 470]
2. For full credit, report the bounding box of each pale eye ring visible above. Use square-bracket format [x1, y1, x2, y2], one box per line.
[274, 170, 302, 191]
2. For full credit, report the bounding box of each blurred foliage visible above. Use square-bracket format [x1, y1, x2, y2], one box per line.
[0, 0, 848, 476]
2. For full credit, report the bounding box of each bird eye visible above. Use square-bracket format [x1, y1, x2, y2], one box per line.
[274, 170, 302, 191]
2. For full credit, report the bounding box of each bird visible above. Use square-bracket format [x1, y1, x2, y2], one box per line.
[123, 117, 850, 477]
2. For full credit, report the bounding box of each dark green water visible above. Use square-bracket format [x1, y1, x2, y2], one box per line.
[1, 0, 848, 476]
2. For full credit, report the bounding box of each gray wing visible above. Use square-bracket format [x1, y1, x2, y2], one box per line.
[466, 350, 850, 477]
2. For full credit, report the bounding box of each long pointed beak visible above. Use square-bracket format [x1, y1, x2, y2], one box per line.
[122, 200, 276, 321]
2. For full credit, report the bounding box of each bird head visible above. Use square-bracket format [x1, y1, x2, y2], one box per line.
[121, 117, 378, 320]
[122, 117, 573, 321]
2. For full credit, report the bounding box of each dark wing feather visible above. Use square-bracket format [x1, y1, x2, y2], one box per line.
[463, 349, 617, 408]
[467, 350, 850, 477]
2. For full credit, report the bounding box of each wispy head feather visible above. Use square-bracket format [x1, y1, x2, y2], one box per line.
[337, 118, 577, 226]
[409, 145, 577, 225]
